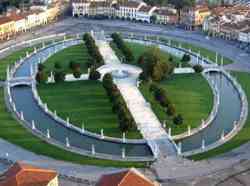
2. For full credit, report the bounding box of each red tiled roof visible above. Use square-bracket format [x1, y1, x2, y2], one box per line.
[121, 1, 141, 8]
[139, 5, 153, 13]
[72, 0, 89, 3]
[155, 9, 176, 16]
[8, 14, 25, 21]
[97, 168, 158, 186]
[0, 17, 13, 25]
[0, 162, 57, 186]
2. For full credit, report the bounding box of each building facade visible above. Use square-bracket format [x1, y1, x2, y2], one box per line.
[0, 3, 59, 41]
[180, 4, 211, 30]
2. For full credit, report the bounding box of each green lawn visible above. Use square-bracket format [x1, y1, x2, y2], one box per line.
[0, 39, 63, 81]
[43, 44, 91, 73]
[0, 45, 40, 81]
[140, 74, 213, 135]
[159, 37, 233, 65]
[191, 72, 250, 160]
[0, 88, 146, 167]
[110, 41, 186, 67]
[38, 81, 142, 139]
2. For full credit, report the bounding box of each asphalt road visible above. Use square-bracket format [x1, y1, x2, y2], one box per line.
[1, 17, 249, 72]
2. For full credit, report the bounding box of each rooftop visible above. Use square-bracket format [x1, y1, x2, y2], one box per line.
[97, 168, 159, 186]
[139, 5, 153, 13]
[0, 17, 14, 25]
[0, 162, 57, 186]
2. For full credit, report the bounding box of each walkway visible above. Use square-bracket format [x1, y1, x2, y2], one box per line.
[117, 83, 177, 157]
[0, 138, 122, 182]
[97, 41, 120, 65]
[96, 39, 177, 157]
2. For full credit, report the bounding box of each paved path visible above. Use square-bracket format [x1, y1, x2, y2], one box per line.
[97, 41, 120, 65]
[117, 83, 176, 157]
[96, 39, 177, 157]
[0, 138, 123, 182]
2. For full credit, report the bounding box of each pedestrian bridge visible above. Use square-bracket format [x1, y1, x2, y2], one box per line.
[8, 77, 32, 87]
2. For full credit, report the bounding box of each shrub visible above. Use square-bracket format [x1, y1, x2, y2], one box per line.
[160, 94, 170, 107]
[69, 61, 81, 70]
[112, 96, 123, 113]
[35, 71, 47, 83]
[169, 55, 173, 63]
[54, 69, 65, 82]
[182, 53, 191, 62]
[173, 114, 184, 125]
[149, 83, 159, 92]
[154, 87, 165, 102]
[102, 73, 135, 132]
[167, 104, 176, 116]
[139, 72, 148, 81]
[111, 32, 134, 63]
[137, 55, 144, 65]
[102, 73, 113, 89]
[193, 64, 203, 73]
[89, 68, 101, 80]
[54, 62, 62, 69]
[73, 69, 82, 79]
[83, 33, 104, 67]
[38, 64, 45, 72]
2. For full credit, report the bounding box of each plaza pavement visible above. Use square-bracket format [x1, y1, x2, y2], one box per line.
[1, 17, 250, 185]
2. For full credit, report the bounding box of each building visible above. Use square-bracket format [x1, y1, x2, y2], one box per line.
[97, 168, 160, 186]
[88, 1, 114, 18]
[238, 27, 250, 43]
[136, 5, 157, 23]
[203, 5, 250, 42]
[72, 0, 91, 17]
[0, 3, 59, 41]
[180, 4, 211, 30]
[116, 1, 145, 20]
[154, 7, 178, 25]
[0, 17, 15, 40]
[46, 5, 60, 22]
[9, 14, 26, 33]
[0, 162, 58, 186]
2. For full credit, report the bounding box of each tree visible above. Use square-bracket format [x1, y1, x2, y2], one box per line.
[69, 61, 81, 70]
[89, 68, 101, 80]
[193, 64, 203, 73]
[137, 55, 145, 65]
[36, 63, 47, 83]
[181, 53, 191, 62]
[169, 0, 195, 21]
[54, 62, 62, 69]
[138, 46, 173, 81]
[169, 55, 173, 63]
[173, 114, 184, 125]
[35, 71, 47, 83]
[54, 69, 65, 82]
[73, 68, 82, 79]
[149, 83, 159, 92]
[111, 32, 134, 63]
[38, 64, 45, 72]
[102, 73, 113, 90]
[167, 104, 176, 116]
[83, 33, 104, 67]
